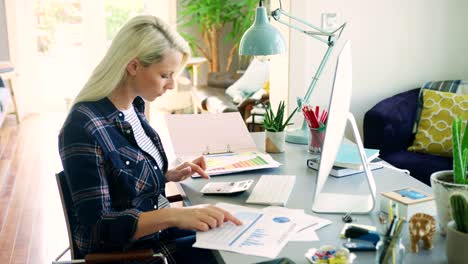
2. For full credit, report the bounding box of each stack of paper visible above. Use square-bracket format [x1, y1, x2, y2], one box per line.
[164, 113, 281, 176]
[193, 203, 331, 258]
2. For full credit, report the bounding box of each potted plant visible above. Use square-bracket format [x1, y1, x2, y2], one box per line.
[178, 0, 257, 73]
[431, 117, 468, 235]
[446, 193, 468, 263]
[263, 101, 297, 153]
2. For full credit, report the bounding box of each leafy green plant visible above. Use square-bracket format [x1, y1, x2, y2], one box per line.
[452, 117, 468, 184]
[450, 193, 468, 233]
[263, 101, 297, 132]
[178, 0, 257, 72]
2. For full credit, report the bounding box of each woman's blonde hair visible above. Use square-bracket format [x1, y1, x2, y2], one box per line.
[72, 15, 191, 106]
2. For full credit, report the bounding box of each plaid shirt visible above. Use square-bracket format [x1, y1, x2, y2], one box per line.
[58, 96, 169, 256]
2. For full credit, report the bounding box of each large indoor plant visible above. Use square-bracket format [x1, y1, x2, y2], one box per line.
[263, 101, 297, 153]
[178, 0, 257, 73]
[446, 193, 468, 263]
[431, 117, 468, 235]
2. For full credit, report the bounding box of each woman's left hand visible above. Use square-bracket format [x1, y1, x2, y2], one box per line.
[166, 156, 209, 182]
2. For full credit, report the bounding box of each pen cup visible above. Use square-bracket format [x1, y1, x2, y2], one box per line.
[375, 235, 405, 264]
[308, 126, 326, 154]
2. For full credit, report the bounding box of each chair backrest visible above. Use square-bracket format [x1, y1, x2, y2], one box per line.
[55, 171, 81, 259]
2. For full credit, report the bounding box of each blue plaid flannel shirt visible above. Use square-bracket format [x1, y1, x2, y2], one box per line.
[58, 96, 169, 256]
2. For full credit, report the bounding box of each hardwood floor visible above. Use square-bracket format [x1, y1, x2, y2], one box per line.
[0, 111, 182, 263]
[0, 113, 69, 263]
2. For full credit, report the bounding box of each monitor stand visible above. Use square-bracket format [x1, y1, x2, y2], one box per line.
[312, 112, 377, 214]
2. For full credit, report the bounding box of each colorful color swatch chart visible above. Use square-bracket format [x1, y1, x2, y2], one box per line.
[195, 152, 281, 177]
[209, 156, 269, 172]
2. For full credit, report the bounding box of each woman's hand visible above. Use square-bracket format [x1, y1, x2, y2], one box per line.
[172, 205, 242, 231]
[166, 156, 209, 182]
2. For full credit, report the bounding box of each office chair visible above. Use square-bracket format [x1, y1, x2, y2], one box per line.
[53, 172, 183, 264]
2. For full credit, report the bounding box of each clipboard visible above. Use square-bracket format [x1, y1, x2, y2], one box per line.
[164, 113, 280, 176]
[165, 112, 257, 156]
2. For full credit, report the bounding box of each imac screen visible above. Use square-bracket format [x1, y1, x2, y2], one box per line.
[314, 41, 352, 199]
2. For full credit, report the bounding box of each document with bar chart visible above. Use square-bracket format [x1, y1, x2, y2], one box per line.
[193, 203, 296, 258]
[164, 113, 281, 176]
[199, 151, 280, 176]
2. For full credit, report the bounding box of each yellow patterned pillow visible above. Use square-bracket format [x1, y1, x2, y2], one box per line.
[408, 89, 468, 157]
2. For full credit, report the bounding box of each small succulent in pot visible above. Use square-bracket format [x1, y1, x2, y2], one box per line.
[263, 101, 297, 132]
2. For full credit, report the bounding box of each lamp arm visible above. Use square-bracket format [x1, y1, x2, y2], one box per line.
[272, 8, 346, 45]
[257, 1, 348, 144]
[269, 7, 346, 106]
[302, 44, 335, 104]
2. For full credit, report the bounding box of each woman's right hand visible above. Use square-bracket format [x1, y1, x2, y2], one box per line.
[173, 205, 242, 231]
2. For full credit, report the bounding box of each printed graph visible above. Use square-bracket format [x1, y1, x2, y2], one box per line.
[240, 229, 266, 247]
[190, 151, 280, 177]
[208, 156, 269, 172]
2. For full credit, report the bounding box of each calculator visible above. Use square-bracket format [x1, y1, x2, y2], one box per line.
[200, 180, 254, 194]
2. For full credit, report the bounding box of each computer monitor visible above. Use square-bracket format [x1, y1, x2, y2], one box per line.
[311, 41, 377, 214]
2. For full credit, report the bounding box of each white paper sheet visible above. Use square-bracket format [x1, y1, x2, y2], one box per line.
[193, 203, 296, 258]
[258, 206, 331, 242]
[191, 151, 281, 177]
[194, 203, 333, 257]
[291, 227, 319, 241]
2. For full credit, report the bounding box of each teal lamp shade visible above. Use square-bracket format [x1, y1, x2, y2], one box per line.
[239, 7, 287, 56]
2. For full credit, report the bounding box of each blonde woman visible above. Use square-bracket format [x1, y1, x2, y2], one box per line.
[58, 15, 241, 263]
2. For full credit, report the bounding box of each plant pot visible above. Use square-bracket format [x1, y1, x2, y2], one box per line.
[430, 170, 468, 235]
[446, 221, 468, 263]
[265, 131, 286, 153]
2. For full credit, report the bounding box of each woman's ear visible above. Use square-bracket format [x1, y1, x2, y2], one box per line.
[126, 59, 139, 76]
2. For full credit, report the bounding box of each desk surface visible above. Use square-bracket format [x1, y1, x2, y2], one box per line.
[172, 132, 446, 264]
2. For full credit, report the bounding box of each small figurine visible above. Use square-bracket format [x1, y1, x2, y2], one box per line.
[408, 213, 436, 253]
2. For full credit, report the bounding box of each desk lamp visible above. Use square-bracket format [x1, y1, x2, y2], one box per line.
[239, 0, 346, 144]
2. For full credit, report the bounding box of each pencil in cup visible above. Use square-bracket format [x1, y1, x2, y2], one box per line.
[382, 218, 405, 263]
[302, 105, 328, 128]
[302, 105, 327, 153]
[309, 126, 326, 153]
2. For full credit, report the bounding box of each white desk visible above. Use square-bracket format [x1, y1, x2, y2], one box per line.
[173, 133, 446, 264]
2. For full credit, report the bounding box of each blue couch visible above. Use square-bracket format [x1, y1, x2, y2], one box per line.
[363, 88, 452, 185]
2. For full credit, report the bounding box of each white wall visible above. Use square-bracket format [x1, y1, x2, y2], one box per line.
[0, 0, 10, 61]
[4, 0, 39, 119]
[81, 0, 106, 75]
[281, 0, 468, 137]
[269, 0, 290, 111]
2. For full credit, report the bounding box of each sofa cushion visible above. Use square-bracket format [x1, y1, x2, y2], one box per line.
[408, 89, 468, 157]
[413, 80, 461, 132]
[381, 150, 452, 185]
[226, 59, 269, 104]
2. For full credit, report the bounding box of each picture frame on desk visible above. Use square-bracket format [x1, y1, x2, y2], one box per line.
[382, 187, 433, 205]
[380, 187, 436, 219]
